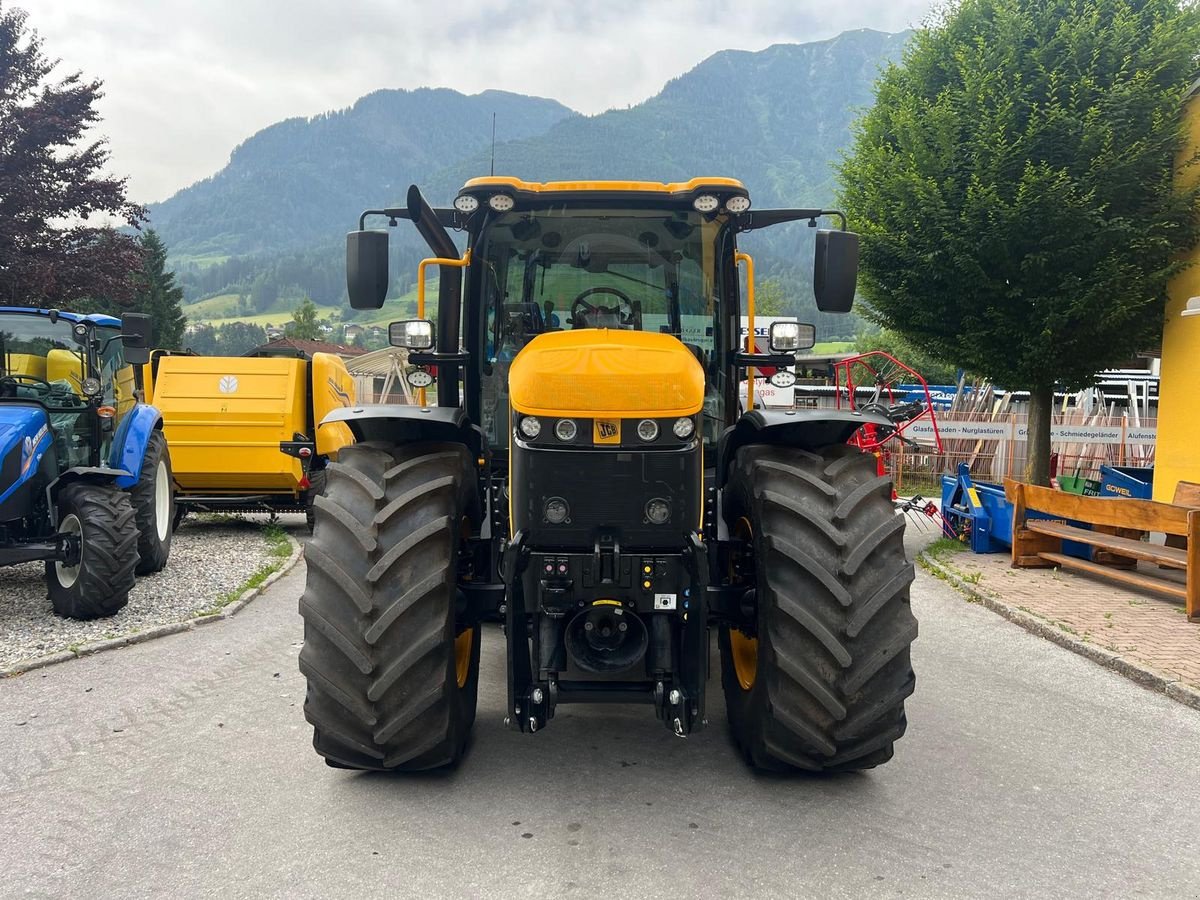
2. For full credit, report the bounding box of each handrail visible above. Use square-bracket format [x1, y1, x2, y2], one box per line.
[414, 250, 471, 406]
[734, 251, 755, 411]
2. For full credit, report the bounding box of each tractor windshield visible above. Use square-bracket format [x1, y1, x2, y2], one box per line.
[0, 314, 90, 412]
[0, 313, 96, 467]
[478, 207, 728, 447]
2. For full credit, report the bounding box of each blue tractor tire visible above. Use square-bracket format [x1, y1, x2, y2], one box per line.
[46, 482, 138, 619]
[130, 430, 174, 575]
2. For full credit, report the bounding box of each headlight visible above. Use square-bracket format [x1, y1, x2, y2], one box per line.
[519, 416, 541, 439]
[636, 419, 659, 442]
[81, 377, 102, 397]
[672, 416, 695, 439]
[554, 418, 577, 442]
[645, 498, 670, 525]
[544, 497, 570, 524]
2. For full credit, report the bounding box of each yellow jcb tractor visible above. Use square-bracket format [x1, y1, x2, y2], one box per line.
[300, 177, 916, 772]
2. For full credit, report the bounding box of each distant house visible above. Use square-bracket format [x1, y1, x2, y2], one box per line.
[265, 326, 285, 340]
[247, 337, 366, 360]
[343, 323, 365, 341]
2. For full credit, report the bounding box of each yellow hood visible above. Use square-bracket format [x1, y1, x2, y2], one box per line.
[508, 329, 705, 418]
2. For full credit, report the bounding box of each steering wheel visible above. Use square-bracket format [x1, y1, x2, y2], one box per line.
[0, 374, 53, 398]
[570, 287, 637, 329]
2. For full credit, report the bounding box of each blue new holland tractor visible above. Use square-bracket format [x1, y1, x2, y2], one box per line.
[0, 307, 174, 619]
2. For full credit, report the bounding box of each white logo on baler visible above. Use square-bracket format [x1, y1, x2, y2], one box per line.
[218, 375, 239, 394]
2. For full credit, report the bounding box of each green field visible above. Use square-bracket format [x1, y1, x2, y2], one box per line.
[812, 341, 854, 354]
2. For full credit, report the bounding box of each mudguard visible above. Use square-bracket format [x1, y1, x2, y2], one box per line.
[716, 407, 893, 487]
[320, 405, 485, 459]
[109, 403, 164, 489]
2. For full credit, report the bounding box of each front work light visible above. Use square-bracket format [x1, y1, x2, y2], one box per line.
[519, 416, 542, 439]
[488, 194, 515, 212]
[672, 417, 695, 439]
[388, 319, 434, 350]
[768, 321, 816, 352]
[454, 194, 479, 213]
[725, 195, 751, 214]
[692, 194, 719, 213]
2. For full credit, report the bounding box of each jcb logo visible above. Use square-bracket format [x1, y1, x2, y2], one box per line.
[594, 419, 620, 444]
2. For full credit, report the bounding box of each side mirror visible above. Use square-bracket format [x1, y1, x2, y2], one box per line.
[813, 229, 859, 313]
[347, 230, 389, 310]
[769, 321, 816, 352]
[389, 319, 434, 350]
[121, 313, 152, 365]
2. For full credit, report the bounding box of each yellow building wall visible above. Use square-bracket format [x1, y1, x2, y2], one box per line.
[1154, 91, 1200, 501]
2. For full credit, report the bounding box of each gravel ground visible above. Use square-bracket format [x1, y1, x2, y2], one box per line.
[0, 514, 301, 670]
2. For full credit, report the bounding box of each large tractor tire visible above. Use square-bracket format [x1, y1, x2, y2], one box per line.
[299, 441, 482, 771]
[719, 443, 917, 772]
[130, 429, 175, 575]
[47, 482, 139, 619]
[304, 467, 327, 534]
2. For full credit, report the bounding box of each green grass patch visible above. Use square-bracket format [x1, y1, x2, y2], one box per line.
[195, 525, 293, 617]
[925, 536, 968, 559]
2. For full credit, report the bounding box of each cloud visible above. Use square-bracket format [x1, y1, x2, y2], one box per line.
[26, 0, 932, 203]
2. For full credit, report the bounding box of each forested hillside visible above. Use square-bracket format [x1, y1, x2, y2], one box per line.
[154, 29, 908, 333]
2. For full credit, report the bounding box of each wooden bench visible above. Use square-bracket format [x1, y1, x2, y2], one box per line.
[1005, 479, 1199, 621]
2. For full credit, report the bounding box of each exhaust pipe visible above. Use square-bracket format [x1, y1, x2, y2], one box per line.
[406, 184, 463, 408]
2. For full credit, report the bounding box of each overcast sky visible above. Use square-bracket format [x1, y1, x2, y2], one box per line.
[28, 0, 934, 205]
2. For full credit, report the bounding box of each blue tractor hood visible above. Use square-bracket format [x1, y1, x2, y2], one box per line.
[0, 404, 51, 500]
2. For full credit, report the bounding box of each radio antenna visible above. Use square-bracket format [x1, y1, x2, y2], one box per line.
[490, 112, 496, 176]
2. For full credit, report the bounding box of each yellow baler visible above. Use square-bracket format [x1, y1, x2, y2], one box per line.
[145, 351, 354, 526]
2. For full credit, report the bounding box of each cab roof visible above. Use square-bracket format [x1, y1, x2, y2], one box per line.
[463, 176, 746, 195]
[459, 176, 749, 208]
[0, 306, 122, 328]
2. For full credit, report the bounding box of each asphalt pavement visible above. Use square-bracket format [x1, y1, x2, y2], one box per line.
[2, 524, 1199, 899]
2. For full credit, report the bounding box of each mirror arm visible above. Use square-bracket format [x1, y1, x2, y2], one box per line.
[737, 208, 847, 232]
[733, 351, 795, 367]
[357, 207, 461, 232]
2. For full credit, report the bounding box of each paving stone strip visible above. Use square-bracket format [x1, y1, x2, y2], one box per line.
[0, 517, 303, 675]
[921, 545, 1200, 711]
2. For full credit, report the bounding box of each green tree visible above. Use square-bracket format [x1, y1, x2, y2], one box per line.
[132, 230, 186, 349]
[0, 4, 144, 305]
[838, 0, 1200, 484]
[854, 328, 962, 386]
[753, 277, 788, 317]
[217, 322, 268, 355]
[285, 298, 323, 340]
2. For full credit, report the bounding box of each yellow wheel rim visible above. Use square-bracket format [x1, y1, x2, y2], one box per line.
[730, 516, 758, 691]
[454, 628, 474, 689]
[730, 629, 758, 691]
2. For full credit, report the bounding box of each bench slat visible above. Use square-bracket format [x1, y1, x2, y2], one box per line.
[1024, 521, 1187, 569]
[1038, 552, 1187, 599]
[1005, 479, 1191, 535]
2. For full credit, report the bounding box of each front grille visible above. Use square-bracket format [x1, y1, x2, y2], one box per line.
[512, 445, 701, 549]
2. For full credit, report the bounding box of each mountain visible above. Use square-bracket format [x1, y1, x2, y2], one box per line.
[426, 29, 908, 208]
[149, 88, 576, 259]
[153, 29, 909, 331]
